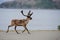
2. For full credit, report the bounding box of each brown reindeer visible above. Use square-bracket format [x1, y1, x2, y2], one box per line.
[6, 10, 33, 34]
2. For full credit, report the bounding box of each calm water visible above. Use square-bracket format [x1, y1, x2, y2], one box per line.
[0, 9, 60, 30]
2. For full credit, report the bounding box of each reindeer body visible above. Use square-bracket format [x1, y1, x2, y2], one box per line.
[11, 18, 29, 26]
[6, 10, 33, 34]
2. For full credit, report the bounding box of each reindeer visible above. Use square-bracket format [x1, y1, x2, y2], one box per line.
[6, 10, 33, 34]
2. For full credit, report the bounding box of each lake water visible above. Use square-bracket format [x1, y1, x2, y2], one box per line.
[0, 8, 60, 30]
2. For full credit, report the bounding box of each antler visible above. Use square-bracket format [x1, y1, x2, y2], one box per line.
[30, 12, 33, 16]
[21, 10, 27, 16]
[28, 10, 33, 16]
[28, 10, 31, 15]
[21, 10, 33, 17]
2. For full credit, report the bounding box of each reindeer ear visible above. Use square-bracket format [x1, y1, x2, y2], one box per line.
[30, 12, 33, 16]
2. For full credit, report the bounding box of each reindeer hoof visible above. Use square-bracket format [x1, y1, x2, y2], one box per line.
[17, 33, 20, 34]
[6, 31, 8, 33]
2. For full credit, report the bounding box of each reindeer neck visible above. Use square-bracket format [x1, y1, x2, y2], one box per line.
[26, 17, 30, 21]
[24, 17, 30, 24]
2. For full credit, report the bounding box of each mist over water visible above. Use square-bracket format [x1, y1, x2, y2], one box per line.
[0, 9, 60, 30]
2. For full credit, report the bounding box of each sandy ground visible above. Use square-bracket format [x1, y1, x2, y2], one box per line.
[0, 30, 60, 40]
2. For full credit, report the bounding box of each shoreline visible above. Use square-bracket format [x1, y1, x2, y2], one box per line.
[0, 30, 60, 32]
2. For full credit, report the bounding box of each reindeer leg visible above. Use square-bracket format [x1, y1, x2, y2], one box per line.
[15, 26, 20, 34]
[6, 25, 12, 33]
[25, 27, 30, 34]
[22, 29, 25, 33]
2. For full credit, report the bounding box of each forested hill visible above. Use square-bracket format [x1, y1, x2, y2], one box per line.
[0, 0, 60, 9]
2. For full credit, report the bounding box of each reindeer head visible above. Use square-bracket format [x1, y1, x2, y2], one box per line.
[21, 10, 33, 20]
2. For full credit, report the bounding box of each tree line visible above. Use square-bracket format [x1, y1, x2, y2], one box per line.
[0, 0, 60, 9]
